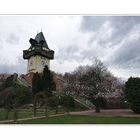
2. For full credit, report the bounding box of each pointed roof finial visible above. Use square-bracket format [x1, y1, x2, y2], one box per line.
[41, 27, 43, 32]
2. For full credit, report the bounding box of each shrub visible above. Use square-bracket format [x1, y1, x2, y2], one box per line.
[125, 77, 140, 113]
[60, 94, 75, 113]
[47, 95, 59, 113]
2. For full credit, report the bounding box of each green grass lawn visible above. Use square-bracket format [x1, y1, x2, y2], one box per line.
[0, 109, 64, 121]
[0, 105, 86, 121]
[0, 110, 44, 121]
[19, 115, 140, 124]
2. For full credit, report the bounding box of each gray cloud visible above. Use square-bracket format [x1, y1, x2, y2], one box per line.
[0, 55, 26, 74]
[0, 38, 3, 49]
[110, 16, 140, 45]
[80, 16, 140, 44]
[79, 16, 140, 78]
[80, 16, 140, 31]
[108, 39, 140, 69]
[80, 16, 109, 32]
[55, 44, 83, 63]
[6, 33, 20, 44]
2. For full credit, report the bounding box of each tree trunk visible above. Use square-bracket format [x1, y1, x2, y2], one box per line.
[55, 106, 58, 114]
[33, 101, 37, 117]
[33, 105, 36, 117]
[66, 107, 70, 115]
[14, 109, 18, 122]
[33, 96, 37, 117]
[67, 111, 70, 115]
[5, 109, 10, 120]
[95, 106, 100, 113]
[45, 101, 48, 118]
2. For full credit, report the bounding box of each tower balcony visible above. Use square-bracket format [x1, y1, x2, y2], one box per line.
[23, 47, 54, 59]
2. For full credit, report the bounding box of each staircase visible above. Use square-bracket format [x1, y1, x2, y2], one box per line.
[16, 77, 29, 87]
[73, 97, 95, 109]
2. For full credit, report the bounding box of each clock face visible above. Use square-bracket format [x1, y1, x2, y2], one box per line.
[30, 59, 34, 66]
[41, 60, 46, 66]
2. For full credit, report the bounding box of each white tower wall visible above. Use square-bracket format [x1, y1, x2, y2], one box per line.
[27, 55, 50, 73]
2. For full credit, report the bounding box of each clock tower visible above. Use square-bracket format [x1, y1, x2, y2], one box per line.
[23, 32, 54, 74]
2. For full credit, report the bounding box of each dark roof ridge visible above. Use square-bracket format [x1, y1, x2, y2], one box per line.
[34, 32, 49, 48]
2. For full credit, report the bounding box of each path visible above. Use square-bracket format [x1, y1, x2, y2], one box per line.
[70, 109, 140, 118]
[0, 113, 65, 124]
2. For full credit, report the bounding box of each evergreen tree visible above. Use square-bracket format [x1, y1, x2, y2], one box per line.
[42, 65, 56, 95]
[32, 72, 43, 117]
[32, 67, 56, 116]
[60, 94, 75, 114]
[125, 77, 140, 113]
[49, 72, 56, 92]
[42, 66, 50, 91]
[32, 72, 42, 94]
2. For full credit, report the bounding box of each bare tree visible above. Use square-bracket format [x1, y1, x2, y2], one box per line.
[63, 59, 124, 112]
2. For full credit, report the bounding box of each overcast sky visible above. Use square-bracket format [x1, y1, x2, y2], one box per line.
[0, 15, 140, 79]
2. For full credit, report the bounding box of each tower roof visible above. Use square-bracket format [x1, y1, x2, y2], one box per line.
[23, 32, 54, 60]
[29, 32, 49, 48]
[34, 32, 49, 48]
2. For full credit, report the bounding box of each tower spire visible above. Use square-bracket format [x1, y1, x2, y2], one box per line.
[41, 27, 43, 32]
